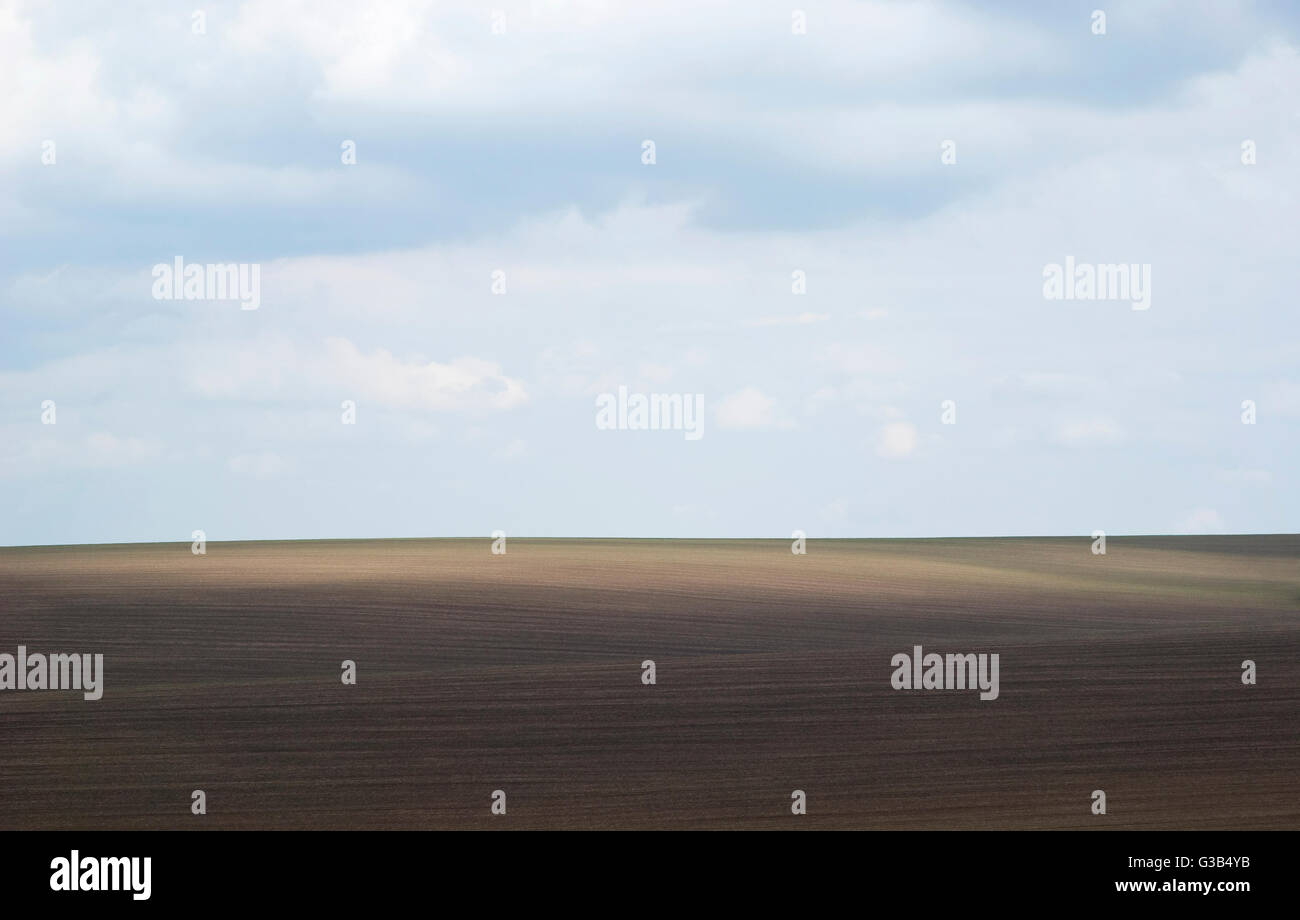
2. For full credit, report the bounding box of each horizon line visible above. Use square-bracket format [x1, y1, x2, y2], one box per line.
[2, 532, 1296, 550]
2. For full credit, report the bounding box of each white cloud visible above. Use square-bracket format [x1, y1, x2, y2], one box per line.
[877, 422, 917, 459]
[219, 0, 1053, 118]
[637, 362, 675, 385]
[325, 338, 528, 411]
[1216, 469, 1272, 484]
[715, 387, 786, 430]
[1184, 508, 1226, 534]
[747, 313, 830, 327]
[84, 432, 162, 467]
[1261, 380, 1300, 418]
[821, 498, 849, 520]
[1055, 418, 1124, 447]
[825, 343, 905, 375]
[228, 452, 289, 478]
[493, 438, 528, 461]
[0, 430, 162, 476]
[181, 336, 527, 411]
[3, 7, 1300, 540]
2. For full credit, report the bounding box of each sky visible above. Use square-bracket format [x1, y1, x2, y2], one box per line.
[1, 0, 1297, 545]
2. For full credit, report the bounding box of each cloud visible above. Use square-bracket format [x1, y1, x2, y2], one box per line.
[821, 498, 849, 520]
[1184, 508, 1226, 534]
[877, 422, 917, 459]
[1260, 380, 1300, 418]
[1055, 418, 1124, 447]
[83, 432, 162, 466]
[637, 362, 675, 385]
[1216, 469, 1272, 484]
[324, 338, 528, 411]
[228, 452, 289, 478]
[3, 6, 1300, 541]
[747, 313, 830, 327]
[493, 438, 528, 461]
[9, 0, 1292, 250]
[181, 337, 528, 411]
[0, 430, 162, 476]
[824, 343, 905, 376]
[715, 387, 787, 430]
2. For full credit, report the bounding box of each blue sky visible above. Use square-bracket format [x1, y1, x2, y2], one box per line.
[2, 0, 1297, 544]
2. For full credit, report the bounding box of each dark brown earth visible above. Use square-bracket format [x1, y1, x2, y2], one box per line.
[0, 536, 1296, 829]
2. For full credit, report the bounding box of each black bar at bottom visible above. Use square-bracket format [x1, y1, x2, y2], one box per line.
[0, 830, 1286, 908]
